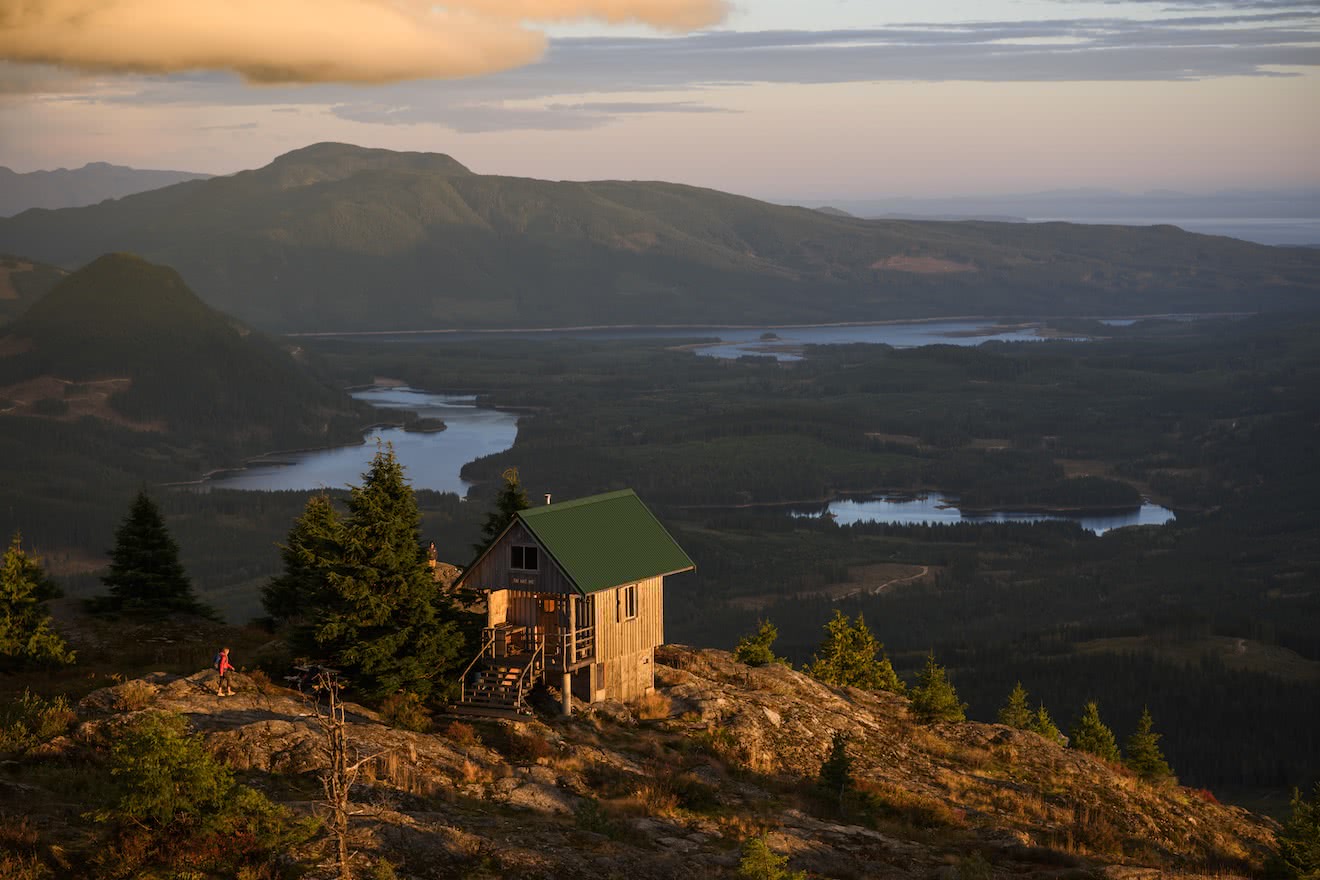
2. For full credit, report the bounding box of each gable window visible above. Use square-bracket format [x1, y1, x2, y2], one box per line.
[618, 584, 638, 622]
[511, 545, 539, 571]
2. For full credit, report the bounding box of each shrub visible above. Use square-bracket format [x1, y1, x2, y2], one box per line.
[380, 691, 432, 732]
[91, 711, 316, 878]
[443, 720, 480, 748]
[495, 728, 553, 764]
[574, 797, 618, 836]
[738, 835, 805, 880]
[633, 692, 672, 720]
[111, 680, 155, 712]
[734, 619, 789, 668]
[0, 691, 76, 755]
[954, 852, 993, 880]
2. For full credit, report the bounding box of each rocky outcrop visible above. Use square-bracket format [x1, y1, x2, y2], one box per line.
[50, 647, 1276, 878]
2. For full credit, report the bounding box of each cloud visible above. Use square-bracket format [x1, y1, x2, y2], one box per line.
[21, 8, 1320, 131]
[333, 98, 735, 131]
[0, 0, 726, 85]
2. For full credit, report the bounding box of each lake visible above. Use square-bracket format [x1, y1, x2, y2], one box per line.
[207, 387, 519, 495]
[306, 318, 1076, 363]
[686, 320, 1067, 361]
[794, 492, 1175, 535]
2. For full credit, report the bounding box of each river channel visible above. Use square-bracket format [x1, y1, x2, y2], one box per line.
[207, 387, 519, 495]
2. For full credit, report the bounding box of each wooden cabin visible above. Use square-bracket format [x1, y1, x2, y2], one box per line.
[452, 489, 694, 717]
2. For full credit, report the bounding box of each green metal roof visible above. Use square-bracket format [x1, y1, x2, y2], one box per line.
[517, 489, 694, 594]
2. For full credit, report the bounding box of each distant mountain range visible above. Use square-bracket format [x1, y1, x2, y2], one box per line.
[0, 162, 211, 216]
[804, 187, 1320, 221]
[0, 143, 1316, 333]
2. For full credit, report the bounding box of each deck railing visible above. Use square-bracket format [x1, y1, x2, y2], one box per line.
[459, 631, 496, 705]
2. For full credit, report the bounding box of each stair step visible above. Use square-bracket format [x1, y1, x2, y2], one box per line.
[448, 704, 526, 720]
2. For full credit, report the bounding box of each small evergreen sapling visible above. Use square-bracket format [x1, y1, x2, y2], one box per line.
[909, 652, 967, 722]
[1124, 707, 1174, 782]
[738, 835, 806, 880]
[1268, 783, 1320, 880]
[817, 731, 855, 809]
[0, 533, 74, 669]
[997, 682, 1032, 729]
[1069, 701, 1120, 762]
[808, 610, 904, 693]
[734, 619, 789, 667]
[1030, 703, 1065, 745]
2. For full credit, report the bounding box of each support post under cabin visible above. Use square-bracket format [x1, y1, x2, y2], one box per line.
[561, 672, 572, 716]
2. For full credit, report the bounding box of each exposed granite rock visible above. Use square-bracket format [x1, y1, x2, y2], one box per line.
[34, 647, 1277, 879]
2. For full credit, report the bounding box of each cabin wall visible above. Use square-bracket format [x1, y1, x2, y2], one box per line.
[591, 576, 664, 701]
[465, 521, 575, 596]
[487, 589, 509, 627]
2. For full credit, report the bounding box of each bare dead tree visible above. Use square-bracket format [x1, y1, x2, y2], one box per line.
[297, 666, 390, 880]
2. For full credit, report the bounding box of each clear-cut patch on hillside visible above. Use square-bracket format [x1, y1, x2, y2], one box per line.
[870, 256, 979, 273]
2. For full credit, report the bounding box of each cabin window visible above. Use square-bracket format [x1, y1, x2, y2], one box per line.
[618, 584, 638, 621]
[511, 545, 539, 571]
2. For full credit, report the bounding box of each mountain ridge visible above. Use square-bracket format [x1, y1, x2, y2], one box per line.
[0, 143, 1316, 332]
[0, 161, 211, 216]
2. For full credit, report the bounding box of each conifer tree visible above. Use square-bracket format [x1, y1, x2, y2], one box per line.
[734, 619, 789, 667]
[997, 681, 1033, 729]
[1069, 701, 1120, 762]
[738, 835, 806, 880]
[1268, 783, 1320, 880]
[1124, 707, 1174, 782]
[817, 730, 855, 809]
[0, 533, 75, 669]
[92, 492, 215, 618]
[808, 610, 904, 692]
[262, 494, 341, 629]
[909, 652, 967, 722]
[473, 467, 530, 556]
[312, 446, 465, 699]
[1030, 703, 1065, 745]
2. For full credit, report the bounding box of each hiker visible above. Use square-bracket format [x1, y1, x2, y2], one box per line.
[215, 646, 234, 696]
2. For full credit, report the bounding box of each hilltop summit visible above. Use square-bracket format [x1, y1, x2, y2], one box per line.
[0, 252, 363, 447]
[23, 643, 1278, 878]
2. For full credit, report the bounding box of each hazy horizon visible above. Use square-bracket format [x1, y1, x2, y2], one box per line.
[2, 0, 1317, 198]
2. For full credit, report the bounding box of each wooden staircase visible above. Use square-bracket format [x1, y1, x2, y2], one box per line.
[451, 642, 544, 720]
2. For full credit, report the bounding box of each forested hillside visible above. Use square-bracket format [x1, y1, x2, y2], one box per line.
[0, 143, 1315, 332]
[0, 253, 65, 324]
[0, 253, 370, 568]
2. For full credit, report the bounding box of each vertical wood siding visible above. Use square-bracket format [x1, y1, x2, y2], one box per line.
[465, 521, 575, 596]
[592, 576, 664, 701]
